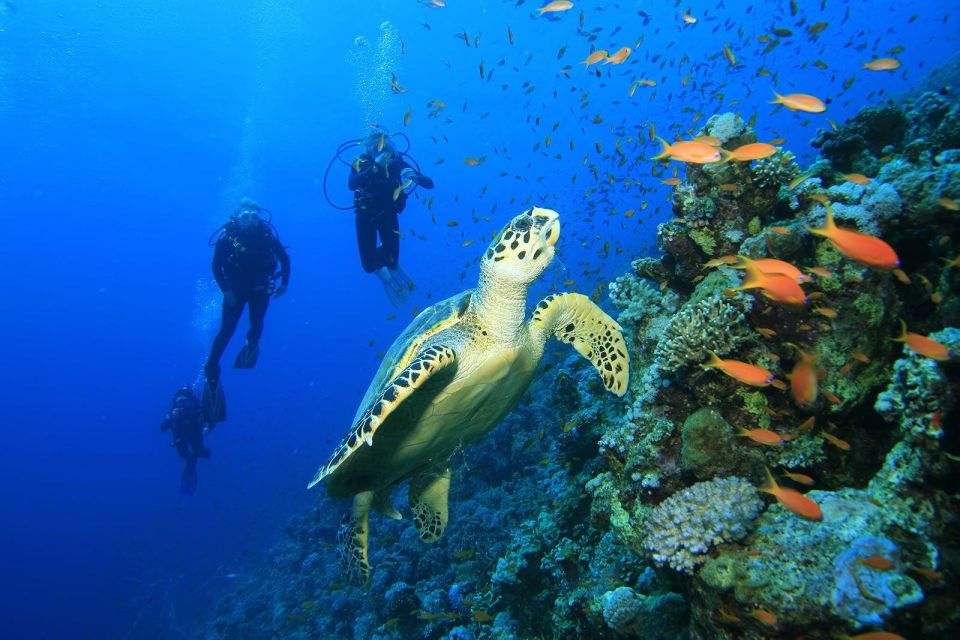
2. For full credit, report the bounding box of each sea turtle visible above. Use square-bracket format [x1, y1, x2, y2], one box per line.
[308, 207, 629, 584]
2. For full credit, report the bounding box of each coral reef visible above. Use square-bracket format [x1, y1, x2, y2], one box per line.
[206, 94, 960, 640]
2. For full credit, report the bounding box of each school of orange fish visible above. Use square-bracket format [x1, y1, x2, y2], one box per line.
[377, 4, 956, 634]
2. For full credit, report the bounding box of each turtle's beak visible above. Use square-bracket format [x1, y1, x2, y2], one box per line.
[544, 219, 560, 247]
[532, 207, 560, 248]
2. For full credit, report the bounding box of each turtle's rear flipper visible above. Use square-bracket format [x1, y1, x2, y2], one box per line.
[531, 292, 629, 396]
[180, 458, 198, 496]
[308, 345, 457, 488]
[338, 491, 373, 586]
[409, 465, 451, 542]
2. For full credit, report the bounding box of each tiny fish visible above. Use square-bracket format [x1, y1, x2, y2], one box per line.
[822, 431, 851, 451]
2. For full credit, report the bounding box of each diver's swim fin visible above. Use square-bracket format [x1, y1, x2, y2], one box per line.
[180, 458, 198, 496]
[201, 378, 226, 425]
[233, 342, 260, 369]
[375, 268, 404, 308]
[388, 266, 414, 302]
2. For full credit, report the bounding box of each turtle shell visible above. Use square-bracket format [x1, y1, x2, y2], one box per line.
[351, 289, 472, 425]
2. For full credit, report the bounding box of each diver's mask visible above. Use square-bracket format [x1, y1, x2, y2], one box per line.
[236, 207, 260, 230]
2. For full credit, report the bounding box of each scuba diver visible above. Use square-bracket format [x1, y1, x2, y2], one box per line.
[335, 126, 434, 306]
[203, 198, 290, 420]
[160, 386, 212, 495]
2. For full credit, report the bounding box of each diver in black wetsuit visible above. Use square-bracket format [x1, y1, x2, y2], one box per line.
[204, 199, 290, 401]
[348, 127, 434, 306]
[160, 386, 211, 495]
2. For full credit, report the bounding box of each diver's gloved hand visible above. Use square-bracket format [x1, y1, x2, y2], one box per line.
[273, 283, 287, 299]
[223, 290, 237, 306]
[400, 167, 416, 183]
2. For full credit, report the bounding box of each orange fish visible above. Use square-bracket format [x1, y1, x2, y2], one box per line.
[652, 138, 722, 164]
[804, 266, 833, 279]
[661, 178, 681, 186]
[728, 256, 807, 306]
[843, 173, 872, 185]
[863, 58, 901, 71]
[845, 632, 906, 640]
[822, 389, 843, 405]
[605, 46, 632, 64]
[750, 608, 778, 627]
[737, 427, 784, 445]
[809, 193, 831, 205]
[702, 351, 779, 387]
[717, 609, 741, 623]
[894, 321, 952, 360]
[582, 49, 608, 66]
[807, 204, 900, 270]
[771, 91, 827, 113]
[744, 257, 810, 283]
[813, 306, 838, 318]
[789, 348, 819, 408]
[463, 156, 486, 166]
[858, 555, 894, 571]
[795, 416, 816, 432]
[769, 226, 791, 235]
[938, 197, 959, 211]
[852, 352, 871, 363]
[537, 1, 574, 15]
[822, 431, 851, 451]
[760, 467, 823, 521]
[703, 255, 740, 268]
[681, 12, 697, 24]
[782, 471, 815, 485]
[908, 565, 943, 580]
[723, 142, 779, 162]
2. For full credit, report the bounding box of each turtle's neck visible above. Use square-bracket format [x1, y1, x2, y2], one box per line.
[469, 265, 529, 342]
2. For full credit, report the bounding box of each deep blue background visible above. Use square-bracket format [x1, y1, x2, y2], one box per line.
[0, 1, 955, 637]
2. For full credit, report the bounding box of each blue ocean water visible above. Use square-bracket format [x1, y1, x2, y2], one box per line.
[0, 1, 955, 638]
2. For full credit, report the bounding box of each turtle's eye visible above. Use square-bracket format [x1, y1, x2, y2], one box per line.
[512, 216, 532, 232]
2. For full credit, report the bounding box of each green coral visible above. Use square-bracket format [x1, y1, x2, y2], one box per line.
[680, 408, 750, 479]
[853, 291, 886, 328]
[688, 228, 716, 256]
[747, 216, 762, 236]
[736, 388, 772, 430]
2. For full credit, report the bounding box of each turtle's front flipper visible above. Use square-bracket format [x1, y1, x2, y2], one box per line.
[531, 293, 629, 396]
[409, 465, 451, 542]
[308, 345, 458, 488]
[338, 491, 373, 586]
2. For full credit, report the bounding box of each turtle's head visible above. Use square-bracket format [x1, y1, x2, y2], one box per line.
[482, 207, 560, 284]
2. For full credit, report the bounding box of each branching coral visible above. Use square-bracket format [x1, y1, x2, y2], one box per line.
[752, 150, 801, 190]
[653, 294, 752, 372]
[642, 477, 763, 574]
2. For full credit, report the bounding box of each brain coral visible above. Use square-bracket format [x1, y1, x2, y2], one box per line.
[643, 476, 763, 574]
